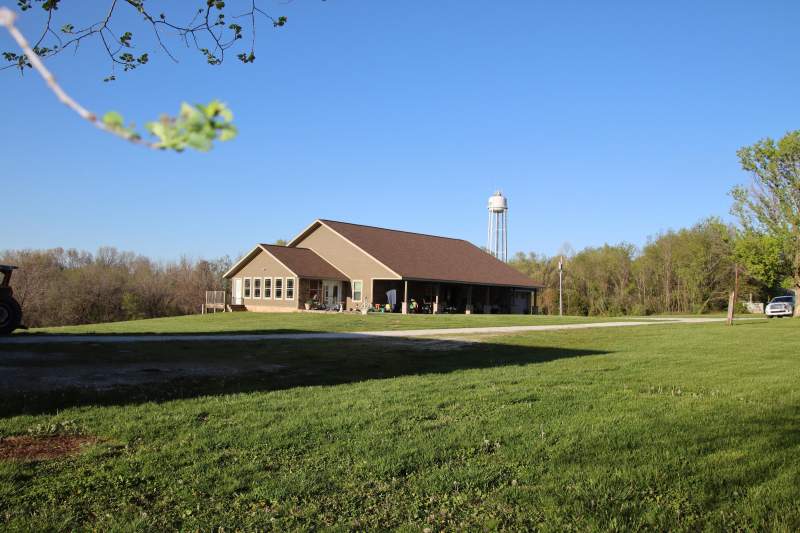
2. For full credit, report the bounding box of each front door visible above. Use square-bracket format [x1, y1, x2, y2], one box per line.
[233, 278, 243, 305]
[323, 280, 341, 308]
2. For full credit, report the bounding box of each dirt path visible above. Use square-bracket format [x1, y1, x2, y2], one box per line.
[0, 317, 751, 344]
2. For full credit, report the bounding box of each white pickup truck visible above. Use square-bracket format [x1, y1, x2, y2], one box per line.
[765, 296, 795, 318]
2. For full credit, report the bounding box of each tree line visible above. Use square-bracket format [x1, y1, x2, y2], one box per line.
[0, 247, 231, 328]
[510, 217, 768, 316]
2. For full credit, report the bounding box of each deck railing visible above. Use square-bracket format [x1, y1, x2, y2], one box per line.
[202, 290, 229, 314]
[205, 290, 227, 306]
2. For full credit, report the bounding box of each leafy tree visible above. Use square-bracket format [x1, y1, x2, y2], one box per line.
[731, 130, 800, 315]
[664, 218, 735, 313]
[564, 244, 636, 316]
[733, 231, 790, 296]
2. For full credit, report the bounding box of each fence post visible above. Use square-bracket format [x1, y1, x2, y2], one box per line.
[727, 264, 739, 326]
[726, 291, 735, 326]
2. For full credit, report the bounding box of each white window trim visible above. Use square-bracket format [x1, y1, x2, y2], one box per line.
[352, 279, 363, 302]
[253, 277, 262, 299]
[243, 277, 252, 299]
[285, 277, 295, 300]
[266, 277, 272, 300]
[274, 277, 284, 300]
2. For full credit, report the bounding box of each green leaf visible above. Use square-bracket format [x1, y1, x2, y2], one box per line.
[186, 132, 213, 152]
[179, 102, 203, 121]
[145, 121, 166, 138]
[102, 111, 124, 129]
[218, 124, 237, 142]
[202, 100, 233, 122]
[218, 106, 233, 123]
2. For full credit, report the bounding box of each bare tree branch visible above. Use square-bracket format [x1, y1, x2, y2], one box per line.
[0, 6, 157, 148]
[2, 1, 291, 76]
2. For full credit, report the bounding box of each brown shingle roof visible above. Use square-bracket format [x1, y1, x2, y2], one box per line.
[260, 244, 349, 281]
[318, 220, 542, 288]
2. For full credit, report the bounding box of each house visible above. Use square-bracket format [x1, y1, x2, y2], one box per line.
[222, 219, 543, 314]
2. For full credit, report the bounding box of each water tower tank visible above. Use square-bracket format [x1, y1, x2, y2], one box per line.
[488, 191, 508, 212]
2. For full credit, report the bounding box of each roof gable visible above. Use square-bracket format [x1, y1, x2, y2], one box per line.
[259, 245, 348, 281]
[223, 245, 263, 279]
[223, 244, 348, 281]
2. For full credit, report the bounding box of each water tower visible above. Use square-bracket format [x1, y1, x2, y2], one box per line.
[487, 190, 508, 262]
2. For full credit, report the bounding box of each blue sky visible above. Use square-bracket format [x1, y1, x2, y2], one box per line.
[3, 1, 799, 261]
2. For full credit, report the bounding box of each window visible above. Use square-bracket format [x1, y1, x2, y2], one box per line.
[352, 280, 363, 302]
[263, 277, 272, 299]
[253, 277, 261, 299]
[244, 278, 251, 299]
[274, 277, 283, 299]
[285, 278, 295, 300]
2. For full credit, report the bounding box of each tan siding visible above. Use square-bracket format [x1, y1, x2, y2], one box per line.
[233, 249, 299, 311]
[294, 224, 399, 309]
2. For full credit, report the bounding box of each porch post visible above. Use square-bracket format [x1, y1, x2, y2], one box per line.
[434, 283, 440, 314]
[484, 286, 491, 314]
[466, 285, 473, 314]
[402, 280, 408, 314]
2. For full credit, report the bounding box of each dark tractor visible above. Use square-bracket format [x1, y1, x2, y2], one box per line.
[0, 265, 22, 335]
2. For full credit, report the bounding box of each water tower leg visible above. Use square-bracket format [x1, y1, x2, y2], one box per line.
[503, 211, 508, 262]
[487, 211, 492, 255]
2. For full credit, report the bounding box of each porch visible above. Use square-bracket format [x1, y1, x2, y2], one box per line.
[371, 279, 537, 315]
[298, 278, 350, 311]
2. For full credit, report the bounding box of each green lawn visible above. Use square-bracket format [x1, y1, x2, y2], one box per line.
[21, 312, 642, 335]
[1, 319, 798, 530]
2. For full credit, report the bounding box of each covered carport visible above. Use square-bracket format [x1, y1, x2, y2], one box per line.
[372, 279, 538, 314]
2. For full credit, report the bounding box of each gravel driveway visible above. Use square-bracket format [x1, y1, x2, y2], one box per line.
[0, 317, 744, 345]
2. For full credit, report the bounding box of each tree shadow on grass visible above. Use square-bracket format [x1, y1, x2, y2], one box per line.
[550, 400, 800, 530]
[11, 328, 366, 338]
[0, 335, 610, 417]
[9, 328, 396, 339]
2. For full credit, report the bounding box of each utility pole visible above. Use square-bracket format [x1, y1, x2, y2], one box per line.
[558, 256, 564, 317]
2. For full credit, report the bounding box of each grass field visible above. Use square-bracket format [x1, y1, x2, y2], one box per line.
[20, 312, 643, 335]
[1, 318, 798, 530]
